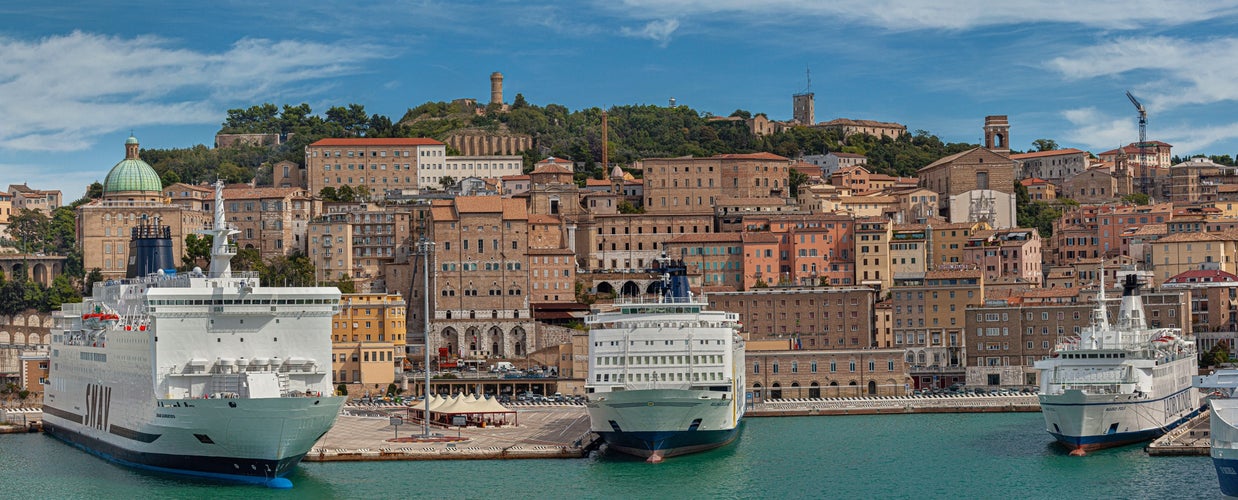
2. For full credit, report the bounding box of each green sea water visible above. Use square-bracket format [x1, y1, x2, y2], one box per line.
[0, 412, 1217, 499]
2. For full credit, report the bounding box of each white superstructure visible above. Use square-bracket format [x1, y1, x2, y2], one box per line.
[1195, 370, 1238, 496]
[1034, 270, 1200, 455]
[585, 263, 745, 462]
[42, 181, 343, 488]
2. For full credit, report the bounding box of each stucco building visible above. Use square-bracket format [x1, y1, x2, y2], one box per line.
[77, 136, 211, 279]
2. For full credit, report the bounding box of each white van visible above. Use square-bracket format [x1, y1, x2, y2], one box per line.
[490, 362, 515, 372]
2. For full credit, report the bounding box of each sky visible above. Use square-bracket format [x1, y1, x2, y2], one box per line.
[5, 0, 1238, 200]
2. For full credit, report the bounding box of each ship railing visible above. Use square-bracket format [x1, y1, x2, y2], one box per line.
[613, 296, 706, 305]
[1051, 383, 1126, 395]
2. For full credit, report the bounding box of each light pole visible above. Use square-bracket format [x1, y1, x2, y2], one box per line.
[418, 236, 435, 437]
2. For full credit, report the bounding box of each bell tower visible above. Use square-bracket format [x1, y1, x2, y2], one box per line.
[983, 115, 1010, 155]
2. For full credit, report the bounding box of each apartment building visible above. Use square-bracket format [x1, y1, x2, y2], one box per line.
[709, 287, 877, 349]
[331, 293, 408, 387]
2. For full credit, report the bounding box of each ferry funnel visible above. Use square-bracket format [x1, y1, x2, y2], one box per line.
[125, 216, 175, 278]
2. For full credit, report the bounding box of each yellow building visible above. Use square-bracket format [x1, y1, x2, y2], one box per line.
[1150, 231, 1238, 282]
[330, 293, 408, 390]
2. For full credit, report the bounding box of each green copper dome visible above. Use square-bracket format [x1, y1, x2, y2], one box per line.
[104, 135, 162, 194]
[103, 158, 162, 194]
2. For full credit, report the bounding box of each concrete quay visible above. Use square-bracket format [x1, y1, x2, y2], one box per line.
[1146, 409, 1211, 456]
[306, 403, 595, 462]
[749, 393, 1041, 417]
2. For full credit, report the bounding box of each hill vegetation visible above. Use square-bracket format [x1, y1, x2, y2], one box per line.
[130, 98, 976, 188]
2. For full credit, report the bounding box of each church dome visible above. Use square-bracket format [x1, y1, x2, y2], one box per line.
[103, 135, 162, 196]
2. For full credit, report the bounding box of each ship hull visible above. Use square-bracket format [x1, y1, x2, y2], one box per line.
[42, 396, 343, 485]
[1039, 387, 1200, 452]
[1209, 398, 1238, 496]
[588, 389, 743, 460]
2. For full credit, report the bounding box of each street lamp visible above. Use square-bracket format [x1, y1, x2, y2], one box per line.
[417, 236, 435, 437]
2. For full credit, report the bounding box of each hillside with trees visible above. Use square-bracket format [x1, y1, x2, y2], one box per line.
[118, 99, 979, 189]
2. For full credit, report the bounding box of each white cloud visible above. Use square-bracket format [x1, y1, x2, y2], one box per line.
[0, 31, 385, 152]
[620, 19, 680, 46]
[608, 0, 1238, 31]
[1061, 107, 1136, 151]
[1048, 36, 1238, 111]
[1063, 106, 1238, 154]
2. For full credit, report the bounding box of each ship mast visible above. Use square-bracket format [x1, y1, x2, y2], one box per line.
[1088, 263, 1108, 349]
[205, 180, 240, 277]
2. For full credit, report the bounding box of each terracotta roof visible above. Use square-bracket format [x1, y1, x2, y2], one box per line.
[713, 152, 790, 161]
[1156, 231, 1227, 243]
[584, 179, 611, 186]
[666, 233, 744, 244]
[532, 164, 572, 175]
[1020, 177, 1051, 186]
[454, 196, 503, 213]
[1010, 148, 1086, 160]
[1164, 269, 1238, 284]
[818, 118, 906, 129]
[538, 156, 573, 164]
[501, 175, 530, 181]
[918, 147, 981, 172]
[222, 186, 307, 199]
[1019, 288, 1080, 298]
[309, 138, 442, 147]
[1129, 224, 1167, 236]
[740, 232, 781, 243]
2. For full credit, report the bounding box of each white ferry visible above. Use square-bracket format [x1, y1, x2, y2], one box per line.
[42, 182, 343, 488]
[1194, 370, 1238, 496]
[585, 260, 745, 462]
[1033, 270, 1200, 455]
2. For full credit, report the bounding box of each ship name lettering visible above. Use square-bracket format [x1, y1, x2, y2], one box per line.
[84, 383, 112, 430]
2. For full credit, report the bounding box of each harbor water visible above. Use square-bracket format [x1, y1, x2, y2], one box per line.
[0, 412, 1216, 499]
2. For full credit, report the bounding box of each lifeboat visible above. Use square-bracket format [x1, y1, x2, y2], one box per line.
[82, 312, 121, 330]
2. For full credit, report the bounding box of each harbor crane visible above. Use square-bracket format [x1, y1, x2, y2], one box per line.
[1125, 90, 1149, 195]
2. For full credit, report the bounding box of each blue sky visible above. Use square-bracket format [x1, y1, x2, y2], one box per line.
[5, 1, 1238, 199]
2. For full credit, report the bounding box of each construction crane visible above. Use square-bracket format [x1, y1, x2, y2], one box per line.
[1125, 90, 1148, 196]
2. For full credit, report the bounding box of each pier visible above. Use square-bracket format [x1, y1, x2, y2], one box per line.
[306, 403, 598, 462]
[1146, 408, 1211, 456]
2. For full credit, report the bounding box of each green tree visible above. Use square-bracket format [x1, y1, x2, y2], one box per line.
[83, 268, 104, 296]
[617, 201, 644, 214]
[9, 209, 50, 253]
[789, 167, 810, 198]
[512, 93, 529, 110]
[337, 185, 356, 203]
[182, 234, 213, 270]
[318, 186, 339, 202]
[46, 274, 81, 310]
[337, 384, 348, 396]
[85, 181, 104, 200]
[262, 252, 315, 287]
[1031, 139, 1059, 152]
[160, 169, 181, 187]
[232, 248, 264, 273]
[326, 104, 370, 136]
[355, 185, 371, 202]
[334, 277, 357, 293]
[1121, 193, 1150, 205]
